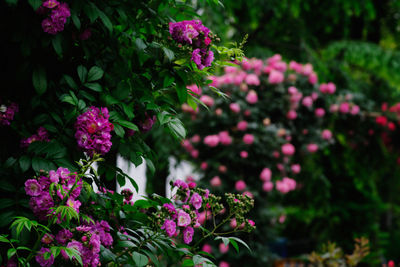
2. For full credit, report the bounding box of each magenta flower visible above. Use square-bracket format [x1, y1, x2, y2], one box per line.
[24, 179, 42, 196]
[177, 210, 191, 227]
[161, 219, 177, 237]
[183, 226, 194, 244]
[173, 179, 188, 189]
[42, 0, 59, 8]
[0, 102, 18, 126]
[237, 121, 248, 131]
[61, 240, 83, 260]
[243, 134, 254, 145]
[56, 229, 73, 244]
[281, 143, 295, 156]
[35, 247, 54, 267]
[189, 193, 202, 210]
[235, 180, 246, 191]
[260, 168, 272, 181]
[75, 106, 113, 156]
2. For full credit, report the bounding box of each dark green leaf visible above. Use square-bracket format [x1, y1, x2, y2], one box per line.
[32, 67, 47, 95]
[77, 65, 88, 83]
[0, 199, 14, 210]
[162, 47, 175, 61]
[52, 35, 63, 57]
[84, 82, 102, 92]
[113, 124, 125, 138]
[87, 66, 104, 82]
[27, 0, 41, 10]
[132, 252, 148, 267]
[19, 155, 31, 173]
[167, 118, 186, 140]
[98, 10, 113, 33]
[63, 75, 78, 90]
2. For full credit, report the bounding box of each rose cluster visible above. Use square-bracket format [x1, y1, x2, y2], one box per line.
[39, 0, 71, 35]
[20, 126, 50, 148]
[35, 220, 113, 267]
[75, 106, 113, 156]
[169, 20, 214, 70]
[180, 54, 364, 198]
[25, 167, 82, 221]
[0, 102, 18, 126]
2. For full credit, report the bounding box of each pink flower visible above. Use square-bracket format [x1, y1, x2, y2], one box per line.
[287, 110, 297, 120]
[161, 219, 177, 237]
[183, 226, 194, 244]
[25, 179, 42, 196]
[311, 92, 319, 100]
[245, 74, 260, 86]
[240, 151, 248, 158]
[243, 134, 254, 145]
[201, 162, 208, 170]
[289, 61, 302, 72]
[321, 129, 332, 140]
[281, 143, 295, 156]
[302, 96, 313, 107]
[191, 135, 201, 143]
[218, 131, 232, 145]
[202, 244, 212, 253]
[246, 90, 258, 104]
[327, 82, 336, 94]
[191, 150, 199, 158]
[177, 210, 191, 227]
[187, 84, 202, 96]
[218, 165, 227, 173]
[260, 168, 272, 181]
[237, 121, 248, 131]
[330, 104, 339, 113]
[200, 95, 214, 107]
[229, 103, 241, 113]
[219, 243, 229, 254]
[235, 180, 246, 191]
[219, 261, 230, 267]
[350, 105, 360, 115]
[210, 176, 221, 187]
[272, 151, 280, 158]
[262, 181, 274, 192]
[279, 214, 286, 224]
[268, 70, 284, 84]
[291, 164, 301, 174]
[288, 86, 298, 95]
[243, 191, 253, 198]
[230, 218, 237, 228]
[215, 108, 223, 116]
[244, 109, 251, 116]
[302, 63, 313, 75]
[307, 143, 318, 153]
[315, 108, 325, 117]
[203, 135, 219, 147]
[308, 72, 318, 84]
[339, 102, 350, 113]
[189, 193, 202, 210]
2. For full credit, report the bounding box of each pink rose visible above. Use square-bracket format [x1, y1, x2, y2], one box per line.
[246, 90, 258, 104]
[281, 143, 295, 156]
[187, 84, 202, 96]
[243, 134, 255, 145]
[350, 105, 360, 115]
[339, 102, 350, 113]
[235, 180, 246, 191]
[204, 135, 219, 147]
[240, 151, 248, 158]
[268, 70, 284, 84]
[315, 108, 325, 117]
[287, 110, 297, 120]
[330, 104, 339, 113]
[237, 121, 248, 131]
[200, 95, 214, 107]
[202, 244, 212, 254]
[291, 164, 301, 174]
[219, 243, 229, 254]
[288, 86, 298, 95]
[218, 131, 232, 145]
[210, 176, 221, 187]
[229, 103, 241, 113]
[302, 96, 313, 107]
[245, 74, 260, 86]
[308, 72, 318, 84]
[260, 168, 272, 181]
[307, 143, 318, 153]
[219, 261, 230, 267]
[262, 181, 274, 192]
[200, 162, 208, 170]
[321, 129, 332, 140]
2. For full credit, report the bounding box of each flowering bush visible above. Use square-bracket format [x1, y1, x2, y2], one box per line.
[177, 55, 364, 265]
[0, 0, 249, 266]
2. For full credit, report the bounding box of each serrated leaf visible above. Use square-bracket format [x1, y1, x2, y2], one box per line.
[32, 67, 47, 95]
[87, 66, 104, 82]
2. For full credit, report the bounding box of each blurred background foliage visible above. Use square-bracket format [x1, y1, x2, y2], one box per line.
[147, 0, 400, 264]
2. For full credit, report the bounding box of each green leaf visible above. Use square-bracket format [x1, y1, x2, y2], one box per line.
[117, 120, 139, 131]
[77, 65, 88, 83]
[167, 118, 186, 140]
[135, 38, 147, 50]
[0, 235, 9, 243]
[87, 66, 104, 82]
[163, 76, 175, 88]
[28, 0, 41, 10]
[0, 199, 15, 210]
[52, 35, 63, 57]
[113, 124, 125, 138]
[132, 252, 148, 267]
[98, 10, 113, 33]
[7, 248, 16, 259]
[84, 82, 102, 92]
[63, 75, 78, 90]
[116, 174, 126, 187]
[19, 155, 31, 173]
[228, 237, 251, 253]
[32, 67, 47, 95]
[162, 47, 175, 61]
[5, 0, 18, 5]
[176, 83, 187, 103]
[71, 12, 81, 30]
[32, 157, 53, 172]
[146, 158, 155, 175]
